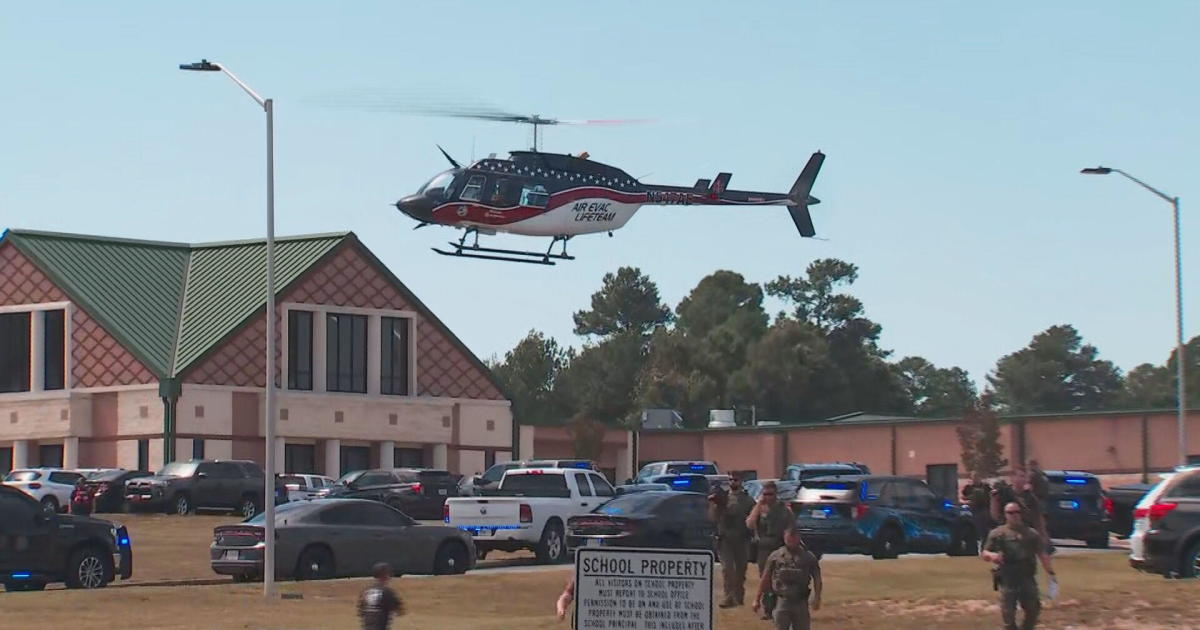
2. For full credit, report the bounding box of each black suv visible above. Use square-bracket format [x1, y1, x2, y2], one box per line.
[1041, 470, 1110, 548]
[125, 459, 286, 518]
[324, 468, 459, 520]
[0, 485, 132, 591]
[1142, 468, 1200, 577]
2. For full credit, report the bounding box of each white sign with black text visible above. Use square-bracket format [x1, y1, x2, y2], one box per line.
[574, 547, 713, 630]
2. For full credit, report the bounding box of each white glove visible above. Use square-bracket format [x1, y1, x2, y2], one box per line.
[1046, 575, 1058, 601]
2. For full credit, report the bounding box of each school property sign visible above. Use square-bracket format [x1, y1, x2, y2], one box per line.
[574, 547, 714, 630]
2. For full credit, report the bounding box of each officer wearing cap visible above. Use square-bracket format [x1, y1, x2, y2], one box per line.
[754, 525, 822, 630]
[708, 473, 754, 607]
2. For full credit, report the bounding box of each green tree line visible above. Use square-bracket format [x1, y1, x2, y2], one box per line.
[490, 260, 1200, 429]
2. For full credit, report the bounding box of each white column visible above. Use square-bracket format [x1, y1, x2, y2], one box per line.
[432, 443, 448, 470]
[367, 315, 381, 395]
[378, 440, 395, 470]
[273, 437, 286, 474]
[63, 437, 80, 469]
[29, 312, 44, 392]
[313, 312, 327, 393]
[13, 440, 30, 469]
[324, 439, 341, 478]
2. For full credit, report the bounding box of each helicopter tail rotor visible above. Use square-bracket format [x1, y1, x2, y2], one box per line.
[786, 152, 825, 237]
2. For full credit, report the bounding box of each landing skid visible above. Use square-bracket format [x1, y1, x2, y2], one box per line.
[432, 233, 575, 265]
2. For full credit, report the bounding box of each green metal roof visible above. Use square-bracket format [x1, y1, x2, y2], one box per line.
[1, 229, 343, 379]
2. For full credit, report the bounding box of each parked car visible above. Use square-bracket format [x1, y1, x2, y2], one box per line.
[210, 498, 475, 581]
[322, 468, 458, 520]
[635, 461, 720, 483]
[784, 462, 871, 482]
[1106, 482, 1156, 538]
[791, 475, 977, 559]
[1040, 470, 1110, 548]
[615, 483, 671, 495]
[459, 459, 598, 497]
[278, 473, 335, 502]
[1130, 466, 1200, 570]
[445, 467, 616, 563]
[80, 469, 153, 513]
[125, 459, 285, 518]
[745, 479, 802, 502]
[3, 468, 85, 513]
[0, 485, 132, 591]
[1133, 467, 1200, 576]
[567, 491, 715, 551]
[647, 474, 711, 494]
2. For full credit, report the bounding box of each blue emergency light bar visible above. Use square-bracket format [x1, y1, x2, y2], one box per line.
[689, 464, 706, 471]
[1064, 478, 1089, 485]
[671, 478, 691, 486]
[11, 572, 31, 579]
[573, 462, 590, 468]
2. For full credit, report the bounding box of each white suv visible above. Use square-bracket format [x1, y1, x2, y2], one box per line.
[1130, 465, 1200, 570]
[2, 468, 85, 513]
[278, 473, 335, 502]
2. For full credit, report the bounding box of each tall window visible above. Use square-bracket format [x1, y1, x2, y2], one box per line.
[137, 439, 149, 471]
[0, 312, 30, 393]
[287, 310, 313, 391]
[326, 313, 367, 393]
[43, 309, 65, 391]
[381, 317, 410, 395]
[192, 438, 205, 460]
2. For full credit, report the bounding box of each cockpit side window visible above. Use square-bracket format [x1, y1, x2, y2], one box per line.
[520, 185, 549, 208]
[420, 171, 457, 200]
[460, 175, 485, 202]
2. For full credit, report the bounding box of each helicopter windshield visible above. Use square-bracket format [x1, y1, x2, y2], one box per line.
[418, 170, 457, 199]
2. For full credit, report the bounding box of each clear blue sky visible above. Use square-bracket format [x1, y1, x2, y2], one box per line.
[2, 2, 1197, 390]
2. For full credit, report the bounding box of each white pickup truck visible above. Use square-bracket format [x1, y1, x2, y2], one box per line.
[444, 467, 616, 564]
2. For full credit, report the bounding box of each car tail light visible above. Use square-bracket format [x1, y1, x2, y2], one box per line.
[520, 504, 533, 523]
[1133, 506, 1149, 520]
[285, 484, 300, 491]
[27, 483, 41, 490]
[443, 503, 450, 523]
[411, 483, 422, 494]
[1148, 502, 1178, 527]
[1102, 496, 1113, 517]
[853, 503, 869, 520]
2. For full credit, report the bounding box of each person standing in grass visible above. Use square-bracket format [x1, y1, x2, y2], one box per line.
[746, 480, 794, 620]
[754, 526, 822, 630]
[982, 502, 1056, 630]
[358, 562, 404, 630]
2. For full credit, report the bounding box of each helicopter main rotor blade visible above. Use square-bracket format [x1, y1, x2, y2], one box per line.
[436, 144, 461, 169]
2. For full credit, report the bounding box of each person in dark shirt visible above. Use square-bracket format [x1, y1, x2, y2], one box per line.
[70, 478, 94, 516]
[357, 562, 404, 630]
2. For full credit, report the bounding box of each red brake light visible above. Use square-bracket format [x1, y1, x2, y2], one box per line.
[1102, 496, 1113, 517]
[28, 482, 42, 490]
[443, 503, 450, 523]
[1148, 502, 1178, 526]
[525, 470, 545, 475]
[519, 504, 533, 523]
[1133, 507, 1149, 519]
[411, 482, 422, 494]
[853, 503, 869, 520]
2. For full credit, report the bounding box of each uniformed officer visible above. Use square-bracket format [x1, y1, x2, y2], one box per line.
[708, 473, 754, 607]
[981, 502, 1056, 630]
[745, 480, 794, 619]
[991, 468, 1052, 555]
[754, 526, 822, 630]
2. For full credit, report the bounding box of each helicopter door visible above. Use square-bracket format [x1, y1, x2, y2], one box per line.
[460, 175, 485, 202]
[520, 184, 549, 208]
[489, 178, 521, 207]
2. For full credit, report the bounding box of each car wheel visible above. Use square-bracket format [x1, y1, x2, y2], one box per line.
[4, 581, 47, 592]
[1179, 539, 1200, 579]
[872, 526, 902, 560]
[434, 542, 470, 575]
[65, 547, 111, 589]
[172, 494, 192, 516]
[39, 496, 59, 514]
[238, 496, 261, 519]
[535, 522, 567, 564]
[295, 546, 335, 581]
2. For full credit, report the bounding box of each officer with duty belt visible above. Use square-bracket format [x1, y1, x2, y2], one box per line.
[754, 526, 822, 630]
[982, 501, 1057, 630]
[745, 480, 794, 619]
[707, 474, 754, 608]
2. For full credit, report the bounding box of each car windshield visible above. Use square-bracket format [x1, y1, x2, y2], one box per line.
[665, 463, 717, 475]
[335, 471, 364, 486]
[87, 470, 129, 481]
[596, 493, 664, 515]
[279, 475, 306, 486]
[241, 501, 310, 524]
[4, 471, 40, 482]
[796, 467, 857, 479]
[1049, 476, 1101, 495]
[500, 473, 570, 498]
[157, 462, 199, 478]
[652, 475, 709, 493]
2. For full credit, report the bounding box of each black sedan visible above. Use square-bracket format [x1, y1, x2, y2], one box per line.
[210, 499, 475, 581]
[566, 491, 715, 551]
[322, 468, 458, 520]
[81, 469, 152, 513]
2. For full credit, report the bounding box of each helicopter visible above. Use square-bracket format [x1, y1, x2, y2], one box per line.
[391, 110, 826, 265]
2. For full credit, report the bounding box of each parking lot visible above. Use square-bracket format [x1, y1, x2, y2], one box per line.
[1, 515, 1193, 630]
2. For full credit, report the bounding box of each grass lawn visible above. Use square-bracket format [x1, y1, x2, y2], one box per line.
[4, 513, 1193, 629]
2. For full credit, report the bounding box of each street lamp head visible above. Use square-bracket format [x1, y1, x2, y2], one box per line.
[1080, 167, 1112, 175]
[179, 59, 221, 72]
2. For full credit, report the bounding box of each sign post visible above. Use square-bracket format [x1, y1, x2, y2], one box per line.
[574, 547, 713, 630]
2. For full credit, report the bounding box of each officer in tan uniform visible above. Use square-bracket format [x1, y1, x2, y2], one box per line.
[754, 526, 822, 630]
[982, 502, 1056, 630]
[708, 473, 754, 607]
[745, 480, 794, 619]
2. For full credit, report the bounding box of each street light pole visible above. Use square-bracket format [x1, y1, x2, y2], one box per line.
[1082, 166, 1187, 466]
[181, 59, 278, 598]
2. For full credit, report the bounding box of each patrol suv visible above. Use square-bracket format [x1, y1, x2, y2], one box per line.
[790, 475, 977, 559]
